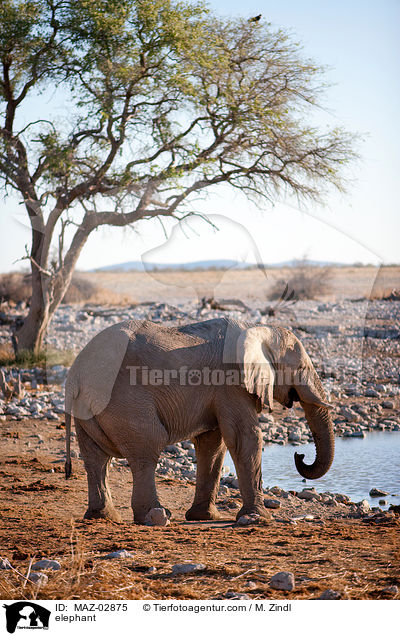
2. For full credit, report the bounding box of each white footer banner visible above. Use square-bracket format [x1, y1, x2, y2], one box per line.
[1, 599, 398, 635]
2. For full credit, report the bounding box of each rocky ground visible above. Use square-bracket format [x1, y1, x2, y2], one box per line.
[1, 297, 399, 442]
[0, 294, 399, 600]
[0, 441, 399, 601]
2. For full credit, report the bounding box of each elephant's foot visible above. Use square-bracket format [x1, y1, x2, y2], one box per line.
[185, 503, 221, 521]
[84, 506, 122, 523]
[235, 503, 270, 522]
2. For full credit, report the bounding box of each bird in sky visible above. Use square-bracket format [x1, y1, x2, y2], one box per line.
[248, 14, 262, 23]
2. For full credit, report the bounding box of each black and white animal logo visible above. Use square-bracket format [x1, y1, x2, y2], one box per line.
[3, 602, 50, 634]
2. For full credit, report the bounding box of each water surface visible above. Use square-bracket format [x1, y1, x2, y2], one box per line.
[225, 431, 400, 508]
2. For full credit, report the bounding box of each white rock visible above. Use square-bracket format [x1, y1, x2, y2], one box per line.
[102, 550, 133, 560]
[236, 514, 261, 526]
[269, 571, 295, 591]
[32, 559, 61, 571]
[357, 499, 371, 514]
[291, 515, 314, 522]
[171, 563, 206, 575]
[145, 508, 170, 526]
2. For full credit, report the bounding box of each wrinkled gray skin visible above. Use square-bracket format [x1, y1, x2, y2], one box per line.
[64, 318, 334, 524]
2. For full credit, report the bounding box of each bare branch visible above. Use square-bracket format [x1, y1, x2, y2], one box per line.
[19, 245, 53, 278]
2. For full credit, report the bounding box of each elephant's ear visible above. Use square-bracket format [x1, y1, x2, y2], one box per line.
[239, 327, 275, 412]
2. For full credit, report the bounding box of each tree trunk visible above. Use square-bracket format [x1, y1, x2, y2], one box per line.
[13, 271, 52, 355]
[13, 223, 88, 355]
[12, 202, 52, 354]
[13, 301, 51, 355]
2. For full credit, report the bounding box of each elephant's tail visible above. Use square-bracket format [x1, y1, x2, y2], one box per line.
[65, 410, 72, 479]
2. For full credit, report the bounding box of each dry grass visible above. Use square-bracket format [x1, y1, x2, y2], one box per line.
[0, 342, 15, 365]
[90, 264, 391, 304]
[1, 266, 399, 307]
[0, 520, 398, 601]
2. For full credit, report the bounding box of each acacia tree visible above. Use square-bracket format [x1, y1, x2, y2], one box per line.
[0, 0, 357, 354]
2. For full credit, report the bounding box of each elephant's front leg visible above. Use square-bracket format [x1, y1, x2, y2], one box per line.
[218, 410, 268, 521]
[185, 428, 227, 521]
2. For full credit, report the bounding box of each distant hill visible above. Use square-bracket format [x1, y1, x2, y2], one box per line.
[94, 259, 348, 272]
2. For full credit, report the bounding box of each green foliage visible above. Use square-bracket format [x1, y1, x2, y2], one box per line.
[0, 0, 358, 229]
[0, 344, 76, 368]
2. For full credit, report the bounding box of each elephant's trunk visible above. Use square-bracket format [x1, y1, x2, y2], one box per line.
[294, 402, 335, 479]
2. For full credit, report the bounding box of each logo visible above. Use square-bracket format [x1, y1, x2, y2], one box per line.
[3, 602, 50, 634]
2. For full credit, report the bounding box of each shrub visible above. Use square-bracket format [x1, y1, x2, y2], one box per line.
[62, 275, 130, 305]
[61, 276, 100, 303]
[0, 273, 31, 304]
[268, 262, 332, 301]
[0, 272, 127, 306]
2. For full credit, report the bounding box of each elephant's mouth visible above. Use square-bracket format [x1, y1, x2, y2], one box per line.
[284, 387, 300, 409]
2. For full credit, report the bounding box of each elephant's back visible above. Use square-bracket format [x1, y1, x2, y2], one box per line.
[124, 318, 249, 367]
[177, 317, 246, 344]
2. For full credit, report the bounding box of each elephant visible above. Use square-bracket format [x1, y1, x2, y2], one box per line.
[64, 317, 334, 524]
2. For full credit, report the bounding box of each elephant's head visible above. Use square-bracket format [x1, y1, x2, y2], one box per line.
[227, 324, 334, 480]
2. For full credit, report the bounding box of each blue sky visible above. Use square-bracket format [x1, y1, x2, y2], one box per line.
[1, 0, 399, 270]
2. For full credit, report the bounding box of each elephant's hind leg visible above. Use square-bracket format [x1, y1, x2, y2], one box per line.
[75, 418, 121, 523]
[185, 428, 226, 521]
[119, 410, 169, 525]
